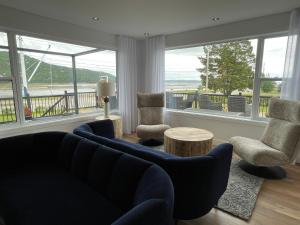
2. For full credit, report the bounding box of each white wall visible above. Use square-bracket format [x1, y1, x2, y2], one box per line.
[0, 5, 116, 49]
[166, 111, 266, 143]
[165, 12, 290, 48]
[166, 110, 300, 163]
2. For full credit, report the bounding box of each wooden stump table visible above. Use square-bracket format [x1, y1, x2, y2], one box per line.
[164, 127, 214, 157]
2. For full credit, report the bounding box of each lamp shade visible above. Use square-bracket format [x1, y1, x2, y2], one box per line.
[97, 80, 115, 97]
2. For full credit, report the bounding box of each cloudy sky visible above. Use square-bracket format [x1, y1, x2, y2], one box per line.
[15, 35, 116, 76]
[1, 32, 288, 81]
[165, 36, 288, 80]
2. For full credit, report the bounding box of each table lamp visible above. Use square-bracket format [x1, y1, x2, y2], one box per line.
[97, 79, 115, 118]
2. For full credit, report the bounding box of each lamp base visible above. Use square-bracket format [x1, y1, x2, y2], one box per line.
[104, 98, 109, 118]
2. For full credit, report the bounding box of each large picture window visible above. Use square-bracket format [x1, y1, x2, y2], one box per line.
[258, 36, 287, 117]
[165, 35, 287, 119]
[1, 32, 117, 126]
[0, 32, 17, 124]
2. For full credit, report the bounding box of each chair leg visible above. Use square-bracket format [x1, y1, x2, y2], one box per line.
[238, 160, 287, 179]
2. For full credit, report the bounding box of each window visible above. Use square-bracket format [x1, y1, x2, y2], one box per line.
[259, 36, 288, 117]
[14, 34, 117, 121]
[165, 35, 288, 119]
[18, 51, 75, 120]
[1, 32, 117, 127]
[165, 39, 258, 118]
[0, 32, 17, 124]
[75, 50, 117, 114]
[0, 32, 8, 46]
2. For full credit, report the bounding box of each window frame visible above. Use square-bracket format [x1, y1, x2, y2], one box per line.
[165, 32, 288, 121]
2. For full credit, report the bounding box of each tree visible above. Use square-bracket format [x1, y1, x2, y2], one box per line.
[261, 80, 275, 93]
[197, 41, 255, 95]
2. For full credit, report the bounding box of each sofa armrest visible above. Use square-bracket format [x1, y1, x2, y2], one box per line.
[86, 120, 115, 139]
[112, 199, 170, 225]
[207, 143, 233, 198]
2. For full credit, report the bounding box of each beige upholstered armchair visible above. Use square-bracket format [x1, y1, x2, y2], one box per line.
[136, 93, 171, 146]
[230, 98, 300, 179]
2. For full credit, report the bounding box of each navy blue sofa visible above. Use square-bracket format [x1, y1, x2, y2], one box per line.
[0, 132, 174, 225]
[74, 120, 233, 220]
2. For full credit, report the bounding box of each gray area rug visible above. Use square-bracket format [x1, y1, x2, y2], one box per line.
[147, 144, 263, 220]
[216, 160, 264, 220]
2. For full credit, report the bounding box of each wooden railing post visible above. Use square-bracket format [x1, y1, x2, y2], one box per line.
[194, 90, 199, 108]
[64, 90, 69, 113]
[95, 91, 99, 108]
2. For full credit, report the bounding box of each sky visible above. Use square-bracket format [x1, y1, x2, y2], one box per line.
[165, 36, 288, 80]
[16, 34, 117, 76]
[1, 32, 288, 81]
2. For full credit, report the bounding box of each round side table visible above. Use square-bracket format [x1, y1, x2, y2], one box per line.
[164, 127, 214, 157]
[96, 115, 123, 138]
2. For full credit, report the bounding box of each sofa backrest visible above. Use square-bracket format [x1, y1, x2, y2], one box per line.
[0, 132, 66, 170]
[74, 122, 233, 220]
[0, 132, 173, 216]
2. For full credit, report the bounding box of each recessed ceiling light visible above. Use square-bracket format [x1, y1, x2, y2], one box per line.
[211, 17, 220, 22]
[92, 16, 100, 21]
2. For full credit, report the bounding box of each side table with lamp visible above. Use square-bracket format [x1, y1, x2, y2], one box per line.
[96, 78, 123, 138]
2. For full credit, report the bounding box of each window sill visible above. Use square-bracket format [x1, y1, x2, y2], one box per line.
[0, 112, 104, 137]
[165, 109, 268, 127]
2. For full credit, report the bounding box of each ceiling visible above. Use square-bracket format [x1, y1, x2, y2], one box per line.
[0, 0, 299, 38]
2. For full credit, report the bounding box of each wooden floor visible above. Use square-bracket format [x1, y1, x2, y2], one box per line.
[123, 134, 300, 225]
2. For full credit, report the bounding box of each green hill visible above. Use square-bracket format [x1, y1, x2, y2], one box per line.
[0, 51, 115, 83]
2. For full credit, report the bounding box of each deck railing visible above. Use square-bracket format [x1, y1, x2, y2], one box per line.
[166, 91, 273, 117]
[0, 91, 99, 124]
[0, 90, 272, 124]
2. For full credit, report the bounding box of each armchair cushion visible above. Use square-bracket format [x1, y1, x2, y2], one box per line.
[261, 118, 300, 159]
[139, 107, 163, 125]
[136, 124, 170, 140]
[137, 93, 164, 107]
[230, 136, 289, 166]
[268, 97, 300, 123]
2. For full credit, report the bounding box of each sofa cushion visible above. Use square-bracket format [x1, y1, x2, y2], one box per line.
[107, 154, 152, 211]
[0, 167, 123, 225]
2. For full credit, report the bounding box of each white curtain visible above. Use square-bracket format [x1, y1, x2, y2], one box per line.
[144, 35, 165, 93]
[281, 8, 300, 100]
[117, 36, 138, 134]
